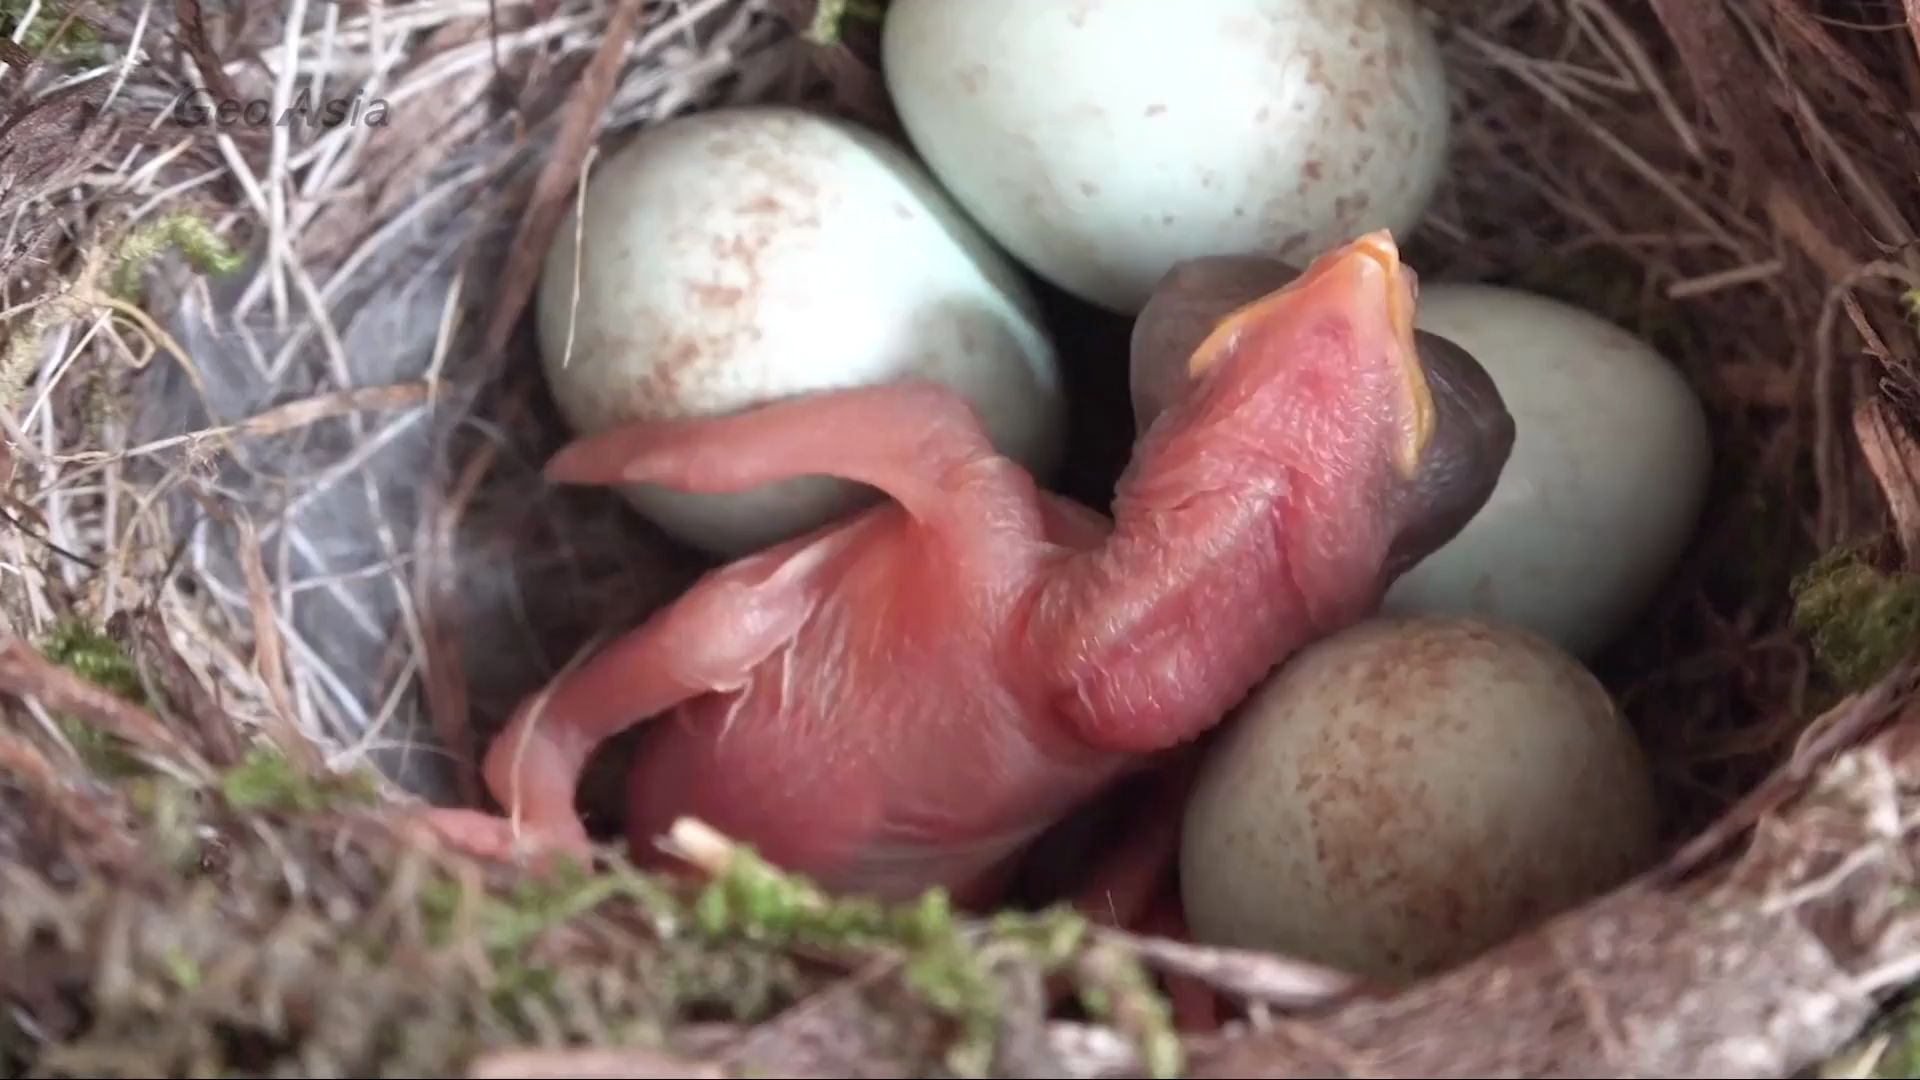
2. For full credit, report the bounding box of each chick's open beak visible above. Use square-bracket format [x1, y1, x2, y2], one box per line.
[1187, 230, 1436, 478]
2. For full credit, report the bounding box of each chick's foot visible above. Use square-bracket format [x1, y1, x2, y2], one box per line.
[404, 806, 595, 872]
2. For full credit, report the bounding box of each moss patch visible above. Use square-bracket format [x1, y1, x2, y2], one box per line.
[2, 759, 1178, 1079]
[1789, 547, 1920, 693]
[37, 619, 151, 776]
[1817, 996, 1920, 1078]
[1877, 1008, 1920, 1078]
[806, 0, 885, 44]
[40, 619, 146, 706]
[109, 214, 247, 303]
[0, 0, 104, 63]
[679, 829, 1176, 1077]
[217, 745, 382, 813]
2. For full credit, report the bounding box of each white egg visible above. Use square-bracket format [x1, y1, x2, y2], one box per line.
[880, 0, 1452, 315]
[1179, 615, 1660, 982]
[535, 105, 1068, 557]
[1382, 283, 1713, 658]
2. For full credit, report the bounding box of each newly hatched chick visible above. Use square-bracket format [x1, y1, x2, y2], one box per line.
[418, 232, 1516, 926]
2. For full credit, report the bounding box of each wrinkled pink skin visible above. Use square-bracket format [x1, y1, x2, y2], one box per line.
[422, 236, 1439, 929]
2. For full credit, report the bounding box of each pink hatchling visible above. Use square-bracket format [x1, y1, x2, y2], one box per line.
[419, 231, 1516, 931]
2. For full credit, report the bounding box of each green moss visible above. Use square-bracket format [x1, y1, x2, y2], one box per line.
[41, 619, 146, 705]
[1071, 940, 1181, 1080]
[689, 841, 1016, 1074]
[416, 856, 668, 954]
[685, 834, 1179, 1078]
[109, 213, 246, 303]
[124, 776, 209, 872]
[1877, 1005, 1920, 1078]
[1789, 546, 1920, 692]
[217, 745, 382, 813]
[161, 945, 202, 990]
[36, 619, 152, 776]
[1, 785, 1178, 1080]
[404, 857, 810, 1052]
[0, 0, 105, 63]
[805, 0, 885, 45]
[655, 944, 807, 1024]
[1818, 997, 1920, 1078]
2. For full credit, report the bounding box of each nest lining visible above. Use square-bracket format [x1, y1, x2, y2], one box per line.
[4, 0, 1920, 1076]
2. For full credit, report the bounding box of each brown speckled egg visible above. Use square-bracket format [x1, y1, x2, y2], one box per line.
[1178, 614, 1660, 982]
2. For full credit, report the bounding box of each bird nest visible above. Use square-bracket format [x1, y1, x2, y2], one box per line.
[5, 0, 1920, 1076]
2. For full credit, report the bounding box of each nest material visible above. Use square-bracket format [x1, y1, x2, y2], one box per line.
[4, 0, 1920, 1076]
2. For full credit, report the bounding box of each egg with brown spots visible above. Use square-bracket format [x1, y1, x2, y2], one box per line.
[1178, 614, 1660, 983]
[536, 105, 1068, 557]
[880, 0, 1452, 314]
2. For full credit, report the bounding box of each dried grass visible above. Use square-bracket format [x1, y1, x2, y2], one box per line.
[4, 0, 1920, 1076]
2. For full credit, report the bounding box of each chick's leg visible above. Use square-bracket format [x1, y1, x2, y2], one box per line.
[1064, 752, 1222, 1032]
[416, 519, 823, 865]
[543, 379, 1034, 533]
[419, 382, 1032, 866]
[1069, 750, 1199, 930]
[1136, 887, 1223, 1034]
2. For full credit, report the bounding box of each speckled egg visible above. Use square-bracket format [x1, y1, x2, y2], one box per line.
[1178, 615, 1661, 982]
[1382, 283, 1714, 658]
[536, 105, 1068, 557]
[880, 0, 1452, 314]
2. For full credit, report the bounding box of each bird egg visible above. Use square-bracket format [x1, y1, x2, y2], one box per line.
[1179, 614, 1661, 982]
[881, 0, 1452, 314]
[536, 105, 1067, 557]
[1383, 283, 1713, 658]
